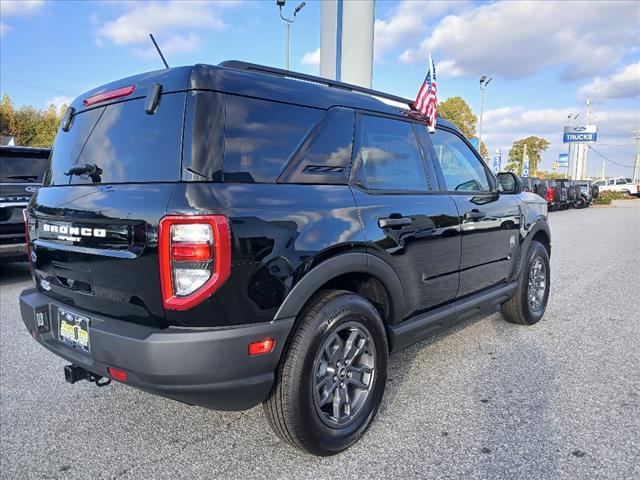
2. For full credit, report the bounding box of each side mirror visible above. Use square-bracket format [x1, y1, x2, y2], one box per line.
[497, 172, 523, 194]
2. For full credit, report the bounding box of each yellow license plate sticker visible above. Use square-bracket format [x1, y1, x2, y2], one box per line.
[59, 309, 90, 352]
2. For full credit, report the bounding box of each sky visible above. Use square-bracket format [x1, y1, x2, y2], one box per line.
[1, 0, 639, 177]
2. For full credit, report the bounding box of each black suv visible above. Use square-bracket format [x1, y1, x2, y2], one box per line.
[0, 146, 50, 262]
[20, 62, 551, 455]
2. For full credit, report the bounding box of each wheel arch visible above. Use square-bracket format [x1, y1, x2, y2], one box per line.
[273, 252, 406, 326]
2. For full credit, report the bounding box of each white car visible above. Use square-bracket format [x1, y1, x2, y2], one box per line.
[592, 177, 640, 197]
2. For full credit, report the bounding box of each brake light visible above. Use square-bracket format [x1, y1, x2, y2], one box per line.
[159, 215, 231, 310]
[546, 188, 555, 202]
[83, 85, 135, 106]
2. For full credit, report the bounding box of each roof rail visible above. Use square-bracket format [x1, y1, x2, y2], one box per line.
[219, 60, 414, 110]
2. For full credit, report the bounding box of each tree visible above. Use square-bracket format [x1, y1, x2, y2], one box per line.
[0, 94, 63, 147]
[438, 96, 488, 158]
[506, 136, 550, 175]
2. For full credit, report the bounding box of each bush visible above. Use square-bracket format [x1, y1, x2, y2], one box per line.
[593, 190, 635, 205]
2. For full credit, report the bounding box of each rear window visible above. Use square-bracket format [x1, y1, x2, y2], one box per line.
[223, 95, 322, 182]
[46, 92, 186, 185]
[1, 152, 49, 183]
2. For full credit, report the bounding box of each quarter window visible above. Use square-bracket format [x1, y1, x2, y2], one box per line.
[356, 115, 428, 192]
[224, 95, 322, 183]
[431, 129, 490, 192]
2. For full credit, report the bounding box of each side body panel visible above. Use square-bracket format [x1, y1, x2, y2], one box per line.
[165, 183, 366, 327]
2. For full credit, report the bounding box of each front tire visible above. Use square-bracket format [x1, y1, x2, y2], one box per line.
[263, 289, 388, 456]
[501, 241, 550, 325]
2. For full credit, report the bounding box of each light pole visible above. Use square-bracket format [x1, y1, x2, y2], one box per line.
[277, 0, 306, 70]
[478, 75, 492, 155]
[567, 113, 579, 178]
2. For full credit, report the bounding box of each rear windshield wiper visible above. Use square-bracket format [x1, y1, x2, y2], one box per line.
[5, 174, 39, 182]
[65, 163, 103, 183]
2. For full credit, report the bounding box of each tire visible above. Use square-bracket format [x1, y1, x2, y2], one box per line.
[263, 289, 388, 456]
[501, 241, 550, 325]
[575, 194, 589, 209]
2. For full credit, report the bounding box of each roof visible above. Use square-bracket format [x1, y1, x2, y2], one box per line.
[65, 60, 459, 132]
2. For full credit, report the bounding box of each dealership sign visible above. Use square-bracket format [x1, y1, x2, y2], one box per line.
[558, 153, 569, 167]
[563, 125, 597, 143]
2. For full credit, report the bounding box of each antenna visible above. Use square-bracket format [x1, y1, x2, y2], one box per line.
[149, 34, 169, 69]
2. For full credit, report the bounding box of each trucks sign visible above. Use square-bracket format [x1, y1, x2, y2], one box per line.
[563, 125, 597, 143]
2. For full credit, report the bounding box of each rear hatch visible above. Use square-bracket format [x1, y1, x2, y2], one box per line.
[1, 147, 49, 246]
[26, 68, 192, 327]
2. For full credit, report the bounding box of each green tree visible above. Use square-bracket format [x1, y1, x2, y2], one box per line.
[0, 94, 63, 147]
[438, 96, 488, 157]
[506, 136, 550, 175]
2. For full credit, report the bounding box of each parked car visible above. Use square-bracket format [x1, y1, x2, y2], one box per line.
[573, 180, 596, 208]
[521, 176, 548, 200]
[555, 179, 580, 208]
[593, 177, 640, 197]
[0, 146, 50, 262]
[20, 61, 551, 456]
[540, 179, 568, 210]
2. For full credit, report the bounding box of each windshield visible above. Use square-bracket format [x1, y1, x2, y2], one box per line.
[46, 93, 185, 185]
[1, 152, 49, 183]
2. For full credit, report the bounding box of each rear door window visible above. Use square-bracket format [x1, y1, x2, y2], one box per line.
[223, 95, 322, 183]
[354, 114, 428, 192]
[47, 92, 186, 185]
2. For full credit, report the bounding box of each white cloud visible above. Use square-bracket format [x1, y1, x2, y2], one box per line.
[45, 96, 74, 114]
[131, 33, 202, 59]
[479, 105, 639, 174]
[401, 1, 639, 80]
[579, 62, 640, 100]
[0, 0, 44, 36]
[96, 1, 234, 56]
[0, 0, 44, 16]
[374, 1, 467, 60]
[301, 48, 320, 67]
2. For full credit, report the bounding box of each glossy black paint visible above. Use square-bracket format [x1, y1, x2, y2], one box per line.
[25, 62, 548, 334]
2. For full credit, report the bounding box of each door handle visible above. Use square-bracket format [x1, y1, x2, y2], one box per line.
[464, 209, 486, 220]
[378, 217, 412, 229]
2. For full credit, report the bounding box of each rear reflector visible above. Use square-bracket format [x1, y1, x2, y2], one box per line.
[249, 338, 275, 356]
[107, 367, 127, 382]
[83, 85, 136, 106]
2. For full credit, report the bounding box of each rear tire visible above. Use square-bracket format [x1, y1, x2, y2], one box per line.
[263, 289, 388, 456]
[501, 241, 550, 325]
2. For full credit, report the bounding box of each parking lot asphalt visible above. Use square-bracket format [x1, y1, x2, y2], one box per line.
[1, 201, 639, 480]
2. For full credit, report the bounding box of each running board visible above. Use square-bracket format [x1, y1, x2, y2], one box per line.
[388, 282, 518, 352]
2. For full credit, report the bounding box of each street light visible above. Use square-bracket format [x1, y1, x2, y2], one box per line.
[478, 75, 492, 154]
[277, 0, 306, 70]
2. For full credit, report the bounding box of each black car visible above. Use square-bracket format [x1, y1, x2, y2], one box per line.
[0, 146, 50, 262]
[555, 178, 580, 209]
[521, 176, 547, 200]
[20, 62, 551, 455]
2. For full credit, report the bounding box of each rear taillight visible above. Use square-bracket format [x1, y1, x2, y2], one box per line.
[83, 85, 135, 106]
[159, 215, 231, 310]
[546, 188, 554, 202]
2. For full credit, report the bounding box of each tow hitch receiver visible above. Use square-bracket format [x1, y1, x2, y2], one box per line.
[64, 365, 111, 387]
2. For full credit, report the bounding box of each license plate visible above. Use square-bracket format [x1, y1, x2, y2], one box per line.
[59, 309, 90, 352]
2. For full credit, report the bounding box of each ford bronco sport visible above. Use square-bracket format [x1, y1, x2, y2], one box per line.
[20, 62, 551, 456]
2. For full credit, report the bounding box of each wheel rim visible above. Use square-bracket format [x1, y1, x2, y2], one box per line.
[312, 321, 376, 427]
[527, 256, 547, 312]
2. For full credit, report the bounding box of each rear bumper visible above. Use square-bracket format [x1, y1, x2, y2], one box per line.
[20, 289, 294, 411]
[0, 241, 27, 261]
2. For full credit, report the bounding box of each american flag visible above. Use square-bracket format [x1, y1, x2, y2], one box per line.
[414, 53, 438, 132]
